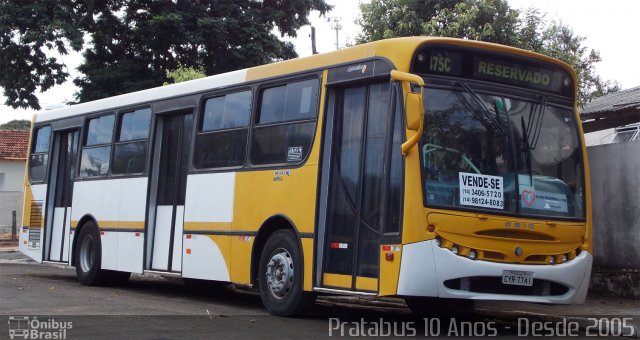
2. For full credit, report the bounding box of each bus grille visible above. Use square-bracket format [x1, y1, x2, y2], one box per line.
[444, 276, 569, 296]
[29, 201, 43, 228]
[28, 228, 41, 249]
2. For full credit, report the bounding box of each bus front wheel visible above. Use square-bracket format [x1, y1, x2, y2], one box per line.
[258, 230, 315, 316]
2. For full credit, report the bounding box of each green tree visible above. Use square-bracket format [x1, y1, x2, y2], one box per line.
[0, 119, 30, 130]
[357, 0, 619, 104]
[1, 0, 331, 109]
[73, 0, 331, 103]
[164, 66, 207, 85]
[0, 1, 86, 110]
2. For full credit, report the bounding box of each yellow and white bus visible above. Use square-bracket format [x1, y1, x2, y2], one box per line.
[20, 37, 592, 316]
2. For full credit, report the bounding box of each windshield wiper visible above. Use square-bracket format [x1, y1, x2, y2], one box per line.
[459, 82, 505, 134]
[520, 116, 533, 182]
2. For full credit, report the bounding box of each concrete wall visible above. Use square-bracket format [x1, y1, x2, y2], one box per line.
[584, 128, 615, 146]
[0, 159, 26, 192]
[587, 141, 640, 270]
[0, 191, 22, 233]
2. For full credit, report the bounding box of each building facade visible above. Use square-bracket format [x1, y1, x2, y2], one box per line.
[0, 130, 29, 234]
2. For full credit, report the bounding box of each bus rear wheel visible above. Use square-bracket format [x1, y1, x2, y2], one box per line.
[74, 221, 111, 286]
[258, 230, 315, 316]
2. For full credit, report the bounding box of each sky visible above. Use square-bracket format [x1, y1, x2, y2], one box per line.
[2, 0, 639, 124]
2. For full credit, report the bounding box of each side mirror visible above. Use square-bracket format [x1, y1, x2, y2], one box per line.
[405, 92, 422, 131]
[390, 70, 425, 156]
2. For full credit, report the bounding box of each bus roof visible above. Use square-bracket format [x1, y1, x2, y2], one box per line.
[34, 37, 575, 123]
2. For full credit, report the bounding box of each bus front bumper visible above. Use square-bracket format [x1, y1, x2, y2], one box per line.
[397, 239, 592, 304]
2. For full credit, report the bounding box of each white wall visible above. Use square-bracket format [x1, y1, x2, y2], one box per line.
[584, 128, 615, 146]
[0, 159, 25, 192]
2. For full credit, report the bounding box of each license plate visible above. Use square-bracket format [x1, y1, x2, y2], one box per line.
[501, 270, 533, 286]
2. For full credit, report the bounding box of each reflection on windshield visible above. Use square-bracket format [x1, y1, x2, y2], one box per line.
[421, 86, 584, 219]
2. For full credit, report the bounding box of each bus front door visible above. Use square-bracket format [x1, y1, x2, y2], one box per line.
[147, 113, 193, 272]
[319, 82, 394, 292]
[44, 129, 79, 263]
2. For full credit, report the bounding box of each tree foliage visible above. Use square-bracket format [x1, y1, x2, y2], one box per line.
[1, 0, 331, 109]
[0, 1, 86, 110]
[164, 66, 207, 85]
[357, 0, 619, 104]
[0, 119, 30, 130]
[74, 0, 330, 103]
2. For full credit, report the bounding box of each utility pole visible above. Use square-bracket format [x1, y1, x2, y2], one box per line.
[329, 17, 342, 50]
[310, 26, 318, 55]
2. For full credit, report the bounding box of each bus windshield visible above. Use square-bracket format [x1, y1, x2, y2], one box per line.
[421, 84, 585, 219]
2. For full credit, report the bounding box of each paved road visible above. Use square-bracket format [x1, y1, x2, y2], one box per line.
[1, 251, 636, 339]
[0, 252, 509, 339]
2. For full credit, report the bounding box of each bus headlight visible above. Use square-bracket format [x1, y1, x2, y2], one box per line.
[451, 245, 459, 255]
[468, 249, 477, 260]
[561, 254, 568, 263]
[549, 256, 556, 265]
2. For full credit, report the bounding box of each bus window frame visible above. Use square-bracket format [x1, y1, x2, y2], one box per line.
[193, 86, 254, 171]
[109, 106, 153, 177]
[78, 111, 116, 179]
[248, 74, 322, 169]
[28, 124, 53, 184]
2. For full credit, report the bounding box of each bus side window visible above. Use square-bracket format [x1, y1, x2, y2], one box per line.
[251, 78, 319, 165]
[29, 125, 52, 183]
[112, 108, 151, 175]
[79, 114, 114, 177]
[194, 90, 252, 169]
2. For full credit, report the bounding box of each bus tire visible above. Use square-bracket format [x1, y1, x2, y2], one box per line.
[258, 230, 315, 316]
[74, 221, 110, 286]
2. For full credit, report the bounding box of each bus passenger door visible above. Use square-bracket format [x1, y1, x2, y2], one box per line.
[44, 130, 79, 263]
[147, 113, 193, 272]
[319, 82, 396, 292]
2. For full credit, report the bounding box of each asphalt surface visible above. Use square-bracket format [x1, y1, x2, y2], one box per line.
[1, 251, 636, 339]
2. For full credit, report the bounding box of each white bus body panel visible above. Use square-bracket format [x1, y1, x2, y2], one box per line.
[397, 239, 592, 304]
[183, 173, 235, 223]
[71, 177, 148, 272]
[100, 231, 118, 270]
[182, 234, 230, 282]
[48, 207, 66, 262]
[71, 177, 148, 221]
[171, 206, 184, 272]
[181, 173, 235, 281]
[62, 209, 72, 263]
[152, 206, 174, 271]
[117, 232, 144, 273]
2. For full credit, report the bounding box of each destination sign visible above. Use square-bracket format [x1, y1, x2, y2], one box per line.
[473, 57, 566, 93]
[412, 46, 574, 97]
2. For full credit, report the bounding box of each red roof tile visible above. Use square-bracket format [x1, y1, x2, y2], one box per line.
[0, 130, 30, 160]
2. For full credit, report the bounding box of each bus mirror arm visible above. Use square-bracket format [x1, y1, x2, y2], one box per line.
[390, 71, 425, 157]
[401, 112, 422, 157]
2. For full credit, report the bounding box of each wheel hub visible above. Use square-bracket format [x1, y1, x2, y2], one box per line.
[79, 235, 95, 272]
[265, 248, 294, 299]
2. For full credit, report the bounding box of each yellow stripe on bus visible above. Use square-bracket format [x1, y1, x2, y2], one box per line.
[323, 273, 351, 289]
